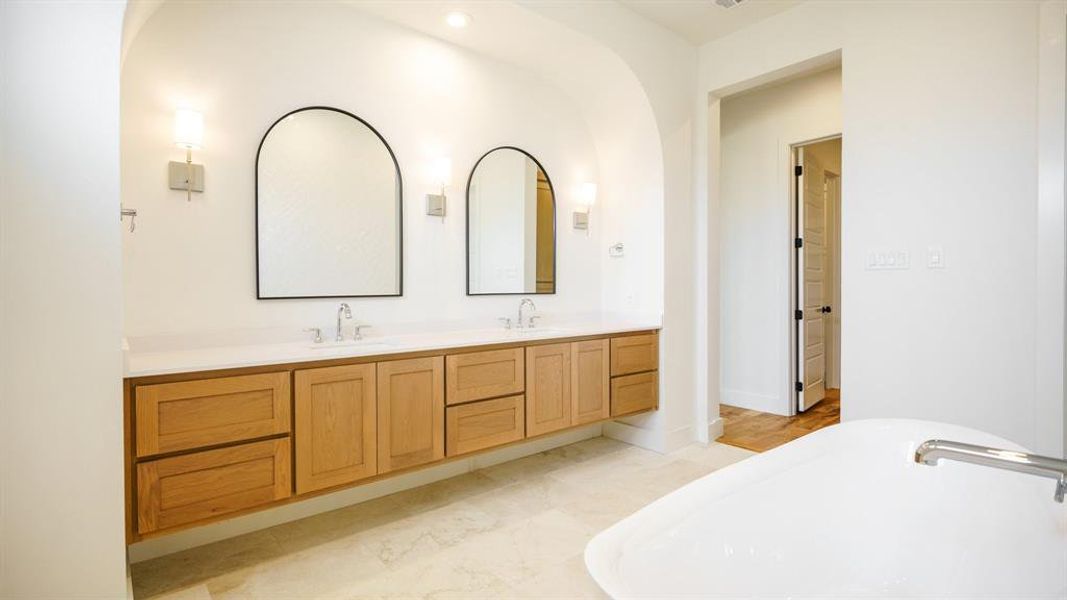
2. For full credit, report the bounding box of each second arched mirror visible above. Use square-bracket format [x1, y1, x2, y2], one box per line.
[466, 147, 556, 295]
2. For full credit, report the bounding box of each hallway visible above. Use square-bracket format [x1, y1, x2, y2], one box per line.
[719, 389, 841, 452]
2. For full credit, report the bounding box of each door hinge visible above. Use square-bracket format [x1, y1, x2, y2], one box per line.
[795, 165, 803, 177]
[795, 381, 803, 393]
[794, 237, 803, 248]
[794, 309, 803, 320]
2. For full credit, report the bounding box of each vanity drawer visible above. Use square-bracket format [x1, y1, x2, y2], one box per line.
[136, 438, 291, 535]
[445, 348, 525, 405]
[446, 395, 525, 456]
[135, 372, 291, 457]
[611, 371, 659, 417]
[610, 334, 659, 376]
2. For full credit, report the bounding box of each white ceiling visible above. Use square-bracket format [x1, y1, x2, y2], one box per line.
[616, 0, 802, 45]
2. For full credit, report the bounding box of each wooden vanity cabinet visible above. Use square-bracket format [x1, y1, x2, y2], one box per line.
[611, 371, 659, 417]
[610, 334, 659, 376]
[525, 343, 573, 437]
[446, 394, 525, 456]
[136, 438, 290, 535]
[609, 333, 660, 416]
[134, 372, 290, 457]
[125, 329, 659, 540]
[377, 357, 445, 473]
[571, 339, 611, 425]
[294, 364, 377, 494]
[445, 348, 524, 404]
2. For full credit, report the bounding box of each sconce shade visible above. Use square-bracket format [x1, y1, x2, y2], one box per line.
[430, 157, 453, 188]
[579, 182, 597, 208]
[174, 109, 204, 149]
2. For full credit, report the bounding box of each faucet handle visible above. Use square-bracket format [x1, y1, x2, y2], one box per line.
[528, 315, 541, 328]
[304, 328, 323, 344]
[498, 317, 512, 330]
[352, 324, 371, 341]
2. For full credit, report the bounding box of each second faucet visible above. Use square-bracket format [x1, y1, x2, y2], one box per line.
[336, 302, 352, 341]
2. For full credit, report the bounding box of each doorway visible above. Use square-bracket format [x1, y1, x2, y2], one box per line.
[793, 137, 841, 415]
[718, 135, 841, 453]
[715, 65, 843, 452]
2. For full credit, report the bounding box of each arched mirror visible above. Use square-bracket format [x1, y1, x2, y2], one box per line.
[256, 107, 402, 299]
[466, 147, 556, 295]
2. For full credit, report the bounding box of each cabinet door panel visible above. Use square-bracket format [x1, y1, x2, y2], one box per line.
[377, 357, 445, 473]
[611, 371, 659, 417]
[135, 372, 290, 457]
[294, 364, 377, 494]
[445, 348, 524, 404]
[526, 343, 572, 437]
[610, 334, 659, 376]
[572, 339, 610, 425]
[136, 438, 290, 534]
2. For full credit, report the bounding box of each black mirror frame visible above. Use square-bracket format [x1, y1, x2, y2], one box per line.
[465, 146, 557, 296]
[254, 106, 404, 300]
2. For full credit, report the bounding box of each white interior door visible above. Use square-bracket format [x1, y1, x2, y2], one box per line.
[796, 148, 828, 412]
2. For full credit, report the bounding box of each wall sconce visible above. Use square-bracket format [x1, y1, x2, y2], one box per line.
[426, 157, 452, 217]
[169, 108, 204, 201]
[573, 182, 597, 231]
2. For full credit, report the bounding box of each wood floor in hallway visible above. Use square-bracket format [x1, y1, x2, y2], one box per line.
[718, 389, 841, 453]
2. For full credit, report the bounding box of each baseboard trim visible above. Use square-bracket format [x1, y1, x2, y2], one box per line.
[722, 388, 789, 416]
[603, 419, 693, 454]
[707, 417, 724, 441]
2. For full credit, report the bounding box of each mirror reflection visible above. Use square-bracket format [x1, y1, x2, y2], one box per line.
[256, 107, 402, 299]
[466, 147, 556, 295]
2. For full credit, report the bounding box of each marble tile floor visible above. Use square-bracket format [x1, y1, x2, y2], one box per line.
[132, 437, 755, 600]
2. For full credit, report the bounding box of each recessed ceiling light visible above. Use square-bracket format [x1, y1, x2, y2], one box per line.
[445, 11, 471, 28]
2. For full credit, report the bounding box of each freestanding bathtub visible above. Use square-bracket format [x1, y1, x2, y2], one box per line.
[585, 419, 1067, 598]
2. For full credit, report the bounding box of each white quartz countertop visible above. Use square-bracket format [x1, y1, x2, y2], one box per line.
[123, 318, 660, 378]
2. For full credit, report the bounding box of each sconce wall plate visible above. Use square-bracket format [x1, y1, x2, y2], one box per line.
[572, 211, 589, 230]
[426, 193, 446, 217]
[168, 161, 205, 193]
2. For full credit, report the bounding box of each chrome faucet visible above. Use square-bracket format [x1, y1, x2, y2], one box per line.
[517, 298, 537, 329]
[335, 302, 352, 342]
[915, 439, 1067, 503]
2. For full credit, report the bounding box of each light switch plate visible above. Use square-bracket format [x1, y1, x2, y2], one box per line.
[865, 250, 910, 270]
[168, 161, 204, 193]
[927, 246, 945, 269]
[572, 211, 589, 230]
[425, 194, 446, 217]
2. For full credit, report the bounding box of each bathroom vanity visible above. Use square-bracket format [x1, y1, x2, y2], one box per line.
[123, 326, 659, 541]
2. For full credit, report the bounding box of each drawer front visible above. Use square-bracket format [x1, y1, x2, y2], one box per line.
[378, 357, 445, 473]
[135, 372, 290, 457]
[445, 348, 525, 405]
[611, 371, 659, 417]
[526, 343, 572, 437]
[294, 364, 377, 495]
[572, 339, 610, 425]
[136, 438, 291, 534]
[446, 395, 525, 456]
[610, 334, 659, 376]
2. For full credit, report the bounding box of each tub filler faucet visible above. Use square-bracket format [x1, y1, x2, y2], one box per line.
[915, 439, 1067, 503]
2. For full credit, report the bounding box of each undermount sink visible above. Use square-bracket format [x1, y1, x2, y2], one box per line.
[512, 327, 568, 336]
[307, 340, 395, 351]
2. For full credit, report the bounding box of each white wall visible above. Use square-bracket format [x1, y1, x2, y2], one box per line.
[719, 68, 841, 415]
[519, 1, 704, 450]
[0, 1, 128, 597]
[121, 2, 602, 338]
[699, 1, 1064, 455]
